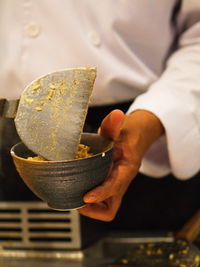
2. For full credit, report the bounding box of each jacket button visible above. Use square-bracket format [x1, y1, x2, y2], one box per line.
[25, 23, 41, 38]
[88, 31, 101, 47]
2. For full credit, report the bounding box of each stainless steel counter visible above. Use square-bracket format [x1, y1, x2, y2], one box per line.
[0, 232, 199, 267]
[0, 232, 177, 267]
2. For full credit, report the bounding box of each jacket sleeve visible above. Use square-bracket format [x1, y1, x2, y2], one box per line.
[128, 1, 200, 180]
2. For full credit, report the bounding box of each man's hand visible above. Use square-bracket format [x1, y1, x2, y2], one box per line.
[78, 109, 164, 221]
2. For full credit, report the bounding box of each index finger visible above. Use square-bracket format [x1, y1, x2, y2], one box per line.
[83, 159, 137, 203]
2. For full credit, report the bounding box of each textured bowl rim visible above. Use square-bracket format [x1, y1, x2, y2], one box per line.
[10, 136, 113, 164]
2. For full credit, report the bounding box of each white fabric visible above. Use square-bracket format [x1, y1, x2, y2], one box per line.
[0, 0, 200, 179]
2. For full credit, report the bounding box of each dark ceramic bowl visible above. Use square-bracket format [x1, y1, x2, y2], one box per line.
[10, 133, 113, 210]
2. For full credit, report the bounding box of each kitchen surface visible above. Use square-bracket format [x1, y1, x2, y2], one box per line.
[0, 231, 199, 267]
[0, 200, 199, 267]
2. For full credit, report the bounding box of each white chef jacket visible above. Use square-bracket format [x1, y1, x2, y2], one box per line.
[0, 0, 200, 180]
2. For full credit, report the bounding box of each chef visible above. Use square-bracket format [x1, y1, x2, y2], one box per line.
[0, 0, 200, 231]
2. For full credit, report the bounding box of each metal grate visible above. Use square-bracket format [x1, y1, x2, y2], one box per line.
[0, 202, 81, 249]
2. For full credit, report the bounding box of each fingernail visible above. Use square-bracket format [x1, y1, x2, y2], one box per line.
[84, 194, 97, 203]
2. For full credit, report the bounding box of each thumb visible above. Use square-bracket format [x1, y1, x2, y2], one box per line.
[99, 109, 125, 141]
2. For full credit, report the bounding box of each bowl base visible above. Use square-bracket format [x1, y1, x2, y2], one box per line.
[47, 203, 86, 211]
